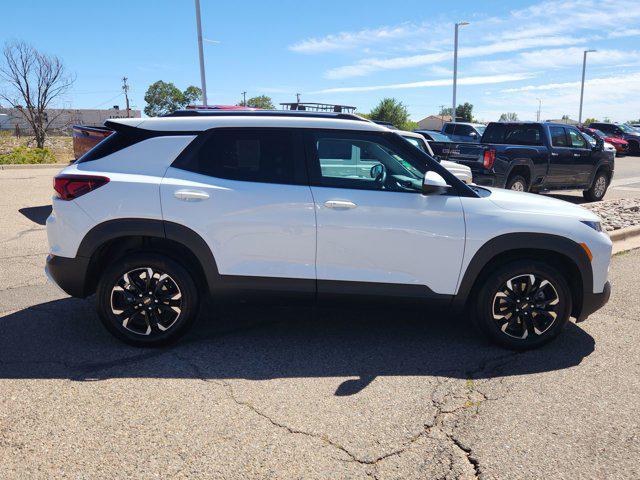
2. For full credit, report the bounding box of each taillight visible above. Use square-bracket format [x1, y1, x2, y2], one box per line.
[54, 174, 109, 200]
[483, 149, 496, 170]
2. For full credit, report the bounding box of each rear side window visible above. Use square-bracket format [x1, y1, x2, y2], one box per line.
[455, 125, 473, 136]
[173, 128, 306, 185]
[549, 126, 568, 147]
[482, 124, 543, 146]
[443, 124, 455, 134]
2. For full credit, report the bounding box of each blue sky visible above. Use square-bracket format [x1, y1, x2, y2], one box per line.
[2, 0, 640, 121]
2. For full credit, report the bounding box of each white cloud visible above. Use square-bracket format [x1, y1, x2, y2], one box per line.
[312, 73, 532, 94]
[475, 48, 640, 74]
[289, 23, 424, 54]
[324, 36, 585, 79]
[608, 28, 640, 39]
[501, 72, 640, 94]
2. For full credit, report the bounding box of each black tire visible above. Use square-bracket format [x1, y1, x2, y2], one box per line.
[96, 253, 200, 347]
[629, 141, 640, 156]
[473, 260, 572, 350]
[583, 170, 609, 202]
[505, 174, 529, 192]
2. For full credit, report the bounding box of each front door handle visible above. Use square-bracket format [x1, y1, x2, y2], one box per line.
[573, 153, 581, 157]
[324, 200, 357, 209]
[551, 152, 559, 157]
[174, 189, 210, 201]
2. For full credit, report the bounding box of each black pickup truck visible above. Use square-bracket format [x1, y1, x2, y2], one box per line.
[431, 122, 614, 201]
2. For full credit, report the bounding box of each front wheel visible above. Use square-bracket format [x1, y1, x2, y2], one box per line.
[96, 253, 200, 347]
[474, 260, 572, 350]
[583, 171, 609, 202]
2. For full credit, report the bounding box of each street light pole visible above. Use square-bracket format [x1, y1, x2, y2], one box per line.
[578, 49, 596, 124]
[452, 21, 469, 123]
[536, 98, 542, 122]
[194, 0, 208, 107]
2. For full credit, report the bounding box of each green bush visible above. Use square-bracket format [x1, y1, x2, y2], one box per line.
[0, 146, 55, 164]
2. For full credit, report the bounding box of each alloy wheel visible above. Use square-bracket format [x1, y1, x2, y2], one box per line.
[593, 175, 607, 199]
[492, 274, 560, 339]
[110, 267, 183, 336]
[510, 181, 525, 192]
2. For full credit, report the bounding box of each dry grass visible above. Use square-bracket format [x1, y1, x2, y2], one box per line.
[0, 131, 73, 164]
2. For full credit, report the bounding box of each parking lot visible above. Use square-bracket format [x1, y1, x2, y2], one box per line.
[1, 165, 640, 479]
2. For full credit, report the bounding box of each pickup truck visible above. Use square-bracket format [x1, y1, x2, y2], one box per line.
[431, 121, 614, 201]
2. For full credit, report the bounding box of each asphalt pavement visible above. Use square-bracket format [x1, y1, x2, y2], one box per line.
[1, 166, 639, 479]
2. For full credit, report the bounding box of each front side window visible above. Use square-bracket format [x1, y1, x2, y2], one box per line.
[175, 128, 304, 184]
[568, 128, 588, 149]
[308, 131, 428, 193]
[549, 126, 568, 147]
[443, 124, 456, 134]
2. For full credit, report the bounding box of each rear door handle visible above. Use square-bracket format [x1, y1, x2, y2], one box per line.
[573, 153, 581, 157]
[551, 152, 559, 157]
[324, 200, 357, 209]
[174, 189, 210, 201]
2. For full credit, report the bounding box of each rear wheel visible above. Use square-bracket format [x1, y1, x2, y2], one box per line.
[506, 174, 529, 192]
[583, 170, 609, 202]
[474, 260, 572, 350]
[96, 253, 200, 346]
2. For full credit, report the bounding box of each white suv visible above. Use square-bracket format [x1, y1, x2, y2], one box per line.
[46, 111, 612, 349]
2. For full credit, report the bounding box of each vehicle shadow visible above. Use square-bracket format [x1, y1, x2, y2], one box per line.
[18, 205, 52, 225]
[0, 297, 595, 395]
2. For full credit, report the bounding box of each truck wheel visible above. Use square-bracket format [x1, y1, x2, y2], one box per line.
[506, 175, 528, 192]
[583, 171, 609, 202]
[96, 253, 200, 347]
[474, 260, 572, 350]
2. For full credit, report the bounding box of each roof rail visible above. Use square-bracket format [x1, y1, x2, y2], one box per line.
[163, 109, 369, 122]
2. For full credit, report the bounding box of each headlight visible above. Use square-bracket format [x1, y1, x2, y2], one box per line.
[581, 220, 602, 232]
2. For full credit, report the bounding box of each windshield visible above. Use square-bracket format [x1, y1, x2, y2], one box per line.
[475, 125, 486, 135]
[401, 135, 427, 152]
[619, 124, 635, 133]
[424, 131, 450, 142]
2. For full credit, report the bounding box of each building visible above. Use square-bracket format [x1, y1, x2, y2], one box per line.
[545, 117, 579, 125]
[416, 114, 452, 131]
[0, 107, 141, 133]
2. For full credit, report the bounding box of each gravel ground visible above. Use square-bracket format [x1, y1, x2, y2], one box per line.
[585, 198, 640, 231]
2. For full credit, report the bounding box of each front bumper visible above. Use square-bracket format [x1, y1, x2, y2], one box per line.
[577, 281, 611, 322]
[45, 254, 91, 298]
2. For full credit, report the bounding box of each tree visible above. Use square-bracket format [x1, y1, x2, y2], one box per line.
[238, 95, 275, 109]
[0, 41, 74, 148]
[455, 103, 474, 122]
[369, 98, 410, 128]
[499, 112, 519, 122]
[583, 117, 598, 126]
[143, 81, 202, 116]
[438, 104, 474, 122]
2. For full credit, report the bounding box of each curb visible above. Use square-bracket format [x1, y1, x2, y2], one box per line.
[608, 225, 640, 242]
[609, 225, 640, 254]
[0, 163, 66, 170]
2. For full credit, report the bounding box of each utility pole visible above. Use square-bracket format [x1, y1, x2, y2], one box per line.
[536, 98, 542, 122]
[241, 91, 247, 106]
[122, 77, 131, 118]
[452, 21, 469, 123]
[578, 49, 596, 124]
[194, 0, 208, 106]
[296, 93, 301, 103]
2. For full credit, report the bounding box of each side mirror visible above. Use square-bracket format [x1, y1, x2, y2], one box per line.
[422, 171, 448, 195]
[592, 137, 604, 151]
[469, 132, 478, 138]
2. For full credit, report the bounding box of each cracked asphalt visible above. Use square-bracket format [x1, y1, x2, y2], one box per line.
[1, 167, 639, 479]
